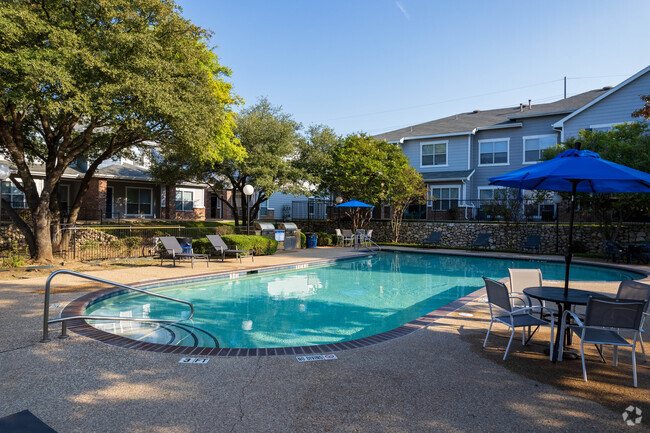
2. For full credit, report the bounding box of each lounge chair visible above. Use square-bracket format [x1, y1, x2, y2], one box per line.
[522, 235, 541, 254]
[206, 234, 253, 263]
[158, 236, 209, 268]
[471, 233, 491, 249]
[422, 231, 442, 246]
[559, 297, 647, 387]
[482, 277, 555, 360]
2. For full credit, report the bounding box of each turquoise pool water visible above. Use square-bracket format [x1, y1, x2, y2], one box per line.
[85, 251, 645, 349]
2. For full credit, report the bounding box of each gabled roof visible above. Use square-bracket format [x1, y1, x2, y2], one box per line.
[95, 163, 151, 180]
[374, 89, 608, 143]
[552, 65, 650, 128]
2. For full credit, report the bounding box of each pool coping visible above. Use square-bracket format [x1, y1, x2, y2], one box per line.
[60, 248, 648, 356]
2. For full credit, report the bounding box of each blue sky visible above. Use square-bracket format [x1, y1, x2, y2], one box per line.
[177, 0, 650, 136]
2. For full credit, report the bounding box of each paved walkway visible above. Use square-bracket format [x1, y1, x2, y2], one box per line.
[1, 248, 648, 432]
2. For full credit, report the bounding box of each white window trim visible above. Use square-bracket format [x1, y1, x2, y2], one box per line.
[420, 140, 449, 168]
[176, 187, 205, 209]
[427, 184, 461, 208]
[477, 138, 510, 167]
[125, 186, 153, 216]
[522, 134, 558, 165]
[477, 186, 506, 201]
[175, 189, 195, 212]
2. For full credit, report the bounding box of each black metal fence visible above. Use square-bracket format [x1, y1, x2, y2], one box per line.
[53, 225, 230, 262]
[292, 199, 331, 220]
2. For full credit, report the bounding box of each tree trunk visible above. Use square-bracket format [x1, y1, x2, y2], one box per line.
[32, 207, 53, 262]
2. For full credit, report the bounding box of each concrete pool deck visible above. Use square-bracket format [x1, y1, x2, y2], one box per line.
[1, 247, 648, 432]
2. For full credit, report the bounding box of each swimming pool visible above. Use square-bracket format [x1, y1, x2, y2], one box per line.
[82, 251, 645, 350]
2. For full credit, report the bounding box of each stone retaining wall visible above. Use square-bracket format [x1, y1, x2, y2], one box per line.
[294, 220, 648, 254]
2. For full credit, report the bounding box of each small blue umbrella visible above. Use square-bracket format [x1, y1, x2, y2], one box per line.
[489, 147, 650, 294]
[334, 199, 375, 208]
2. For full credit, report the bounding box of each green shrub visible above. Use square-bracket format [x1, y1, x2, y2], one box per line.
[123, 236, 142, 250]
[317, 232, 333, 246]
[222, 235, 277, 256]
[80, 239, 99, 252]
[191, 235, 277, 256]
[217, 225, 235, 235]
[3, 251, 26, 268]
[191, 238, 211, 254]
[110, 239, 124, 250]
[300, 232, 306, 248]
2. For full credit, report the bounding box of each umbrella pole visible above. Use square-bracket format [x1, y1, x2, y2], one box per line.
[564, 181, 578, 296]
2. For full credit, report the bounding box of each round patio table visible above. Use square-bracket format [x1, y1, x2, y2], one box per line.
[523, 286, 612, 362]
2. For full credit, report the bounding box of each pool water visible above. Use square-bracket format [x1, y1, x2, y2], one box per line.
[84, 251, 644, 349]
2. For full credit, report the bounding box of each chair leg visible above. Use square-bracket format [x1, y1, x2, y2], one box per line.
[549, 323, 554, 361]
[581, 342, 588, 382]
[503, 328, 515, 360]
[613, 346, 618, 367]
[632, 341, 638, 388]
[483, 320, 493, 348]
[639, 333, 647, 362]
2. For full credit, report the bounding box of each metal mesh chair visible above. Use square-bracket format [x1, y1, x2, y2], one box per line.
[559, 297, 647, 387]
[335, 229, 344, 246]
[482, 277, 555, 360]
[341, 229, 354, 247]
[616, 280, 650, 362]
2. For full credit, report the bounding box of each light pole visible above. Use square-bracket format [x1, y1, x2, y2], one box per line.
[243, 184, 254, 235]
[553, 193, 563, 253]
[0, 165, 11, 227]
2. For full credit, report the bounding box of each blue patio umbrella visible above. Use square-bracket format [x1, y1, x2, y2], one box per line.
[334, 199, 375, 208]
[489, 147, 650, 295]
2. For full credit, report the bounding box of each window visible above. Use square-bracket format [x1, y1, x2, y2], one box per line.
[58, 185, 70, 214]
[421, 141, 447, 167]
[260, 200, 268, 217]
[1, 181, 26, 208]
[524, 135, 557, 163]
[479, 139, 508, 165]
[428, 186, 460, 210]
[479, 188, 497, 201]
[589, 123, 614, 132]
[175, 190, 194, 211]
[126, 188, 152, 215]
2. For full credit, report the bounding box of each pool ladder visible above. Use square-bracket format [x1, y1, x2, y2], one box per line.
[355, 232, 381, 252]
[41, 269, 195, 342]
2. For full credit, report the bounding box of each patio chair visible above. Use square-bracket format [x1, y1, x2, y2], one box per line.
[206, 234, 253, 263]
[471, 233, 491, 249]
[616, 280, 650, 362]
[158, 236, 209, 269]
[602, 240, 627, 263]
[341, 229, 354, 247]
[422, 231, 442, 246]
[522, 235, 541, 254]
[482, 277, 555, 360]
[559, 297, 647, 387]
[335, 229, 344, 246]
[366, 229, 373, 239]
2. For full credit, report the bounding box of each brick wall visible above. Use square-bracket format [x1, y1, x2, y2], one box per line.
[81, 178, 107, 220]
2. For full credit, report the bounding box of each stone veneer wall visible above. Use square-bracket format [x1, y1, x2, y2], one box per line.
[293, 220, 648, 255]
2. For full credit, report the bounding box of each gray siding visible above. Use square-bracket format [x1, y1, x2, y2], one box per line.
[563, 71, 650, 139]
[266, 192, 304, 219]
[400, 134, 470, 173]
[468, 115, 564, 200]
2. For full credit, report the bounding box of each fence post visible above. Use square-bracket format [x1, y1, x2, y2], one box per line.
[73, 226, 77, 260]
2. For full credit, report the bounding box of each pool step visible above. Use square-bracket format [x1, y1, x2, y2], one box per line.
[89, 320, 219, 348]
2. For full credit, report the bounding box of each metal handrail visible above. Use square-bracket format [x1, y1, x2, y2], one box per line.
[41, 269, 194, 342]
[355, 232, 381, 252]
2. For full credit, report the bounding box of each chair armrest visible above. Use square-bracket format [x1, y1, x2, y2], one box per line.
[509, 294, 529, 307]
[561, 309, 584, 327]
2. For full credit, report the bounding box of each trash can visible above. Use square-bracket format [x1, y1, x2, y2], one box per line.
[307, 233, 317, 248]
[177, 237, 192, 254]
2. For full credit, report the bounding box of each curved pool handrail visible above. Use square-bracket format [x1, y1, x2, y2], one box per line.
[41, 269, 194, 342]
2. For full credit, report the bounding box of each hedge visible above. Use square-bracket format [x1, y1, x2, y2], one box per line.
[300, 232, 306, 248]
[191, 235, 277, 256]
[317, 232, 335, 246]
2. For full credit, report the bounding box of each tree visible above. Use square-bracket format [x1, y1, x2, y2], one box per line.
[152, 97, 310, 227]
[632, 95, 650, 120]
[320, 133, 425, 233]
[0, 0, 241, 261]
[542, 122, 650, 240]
